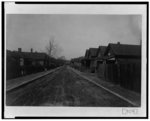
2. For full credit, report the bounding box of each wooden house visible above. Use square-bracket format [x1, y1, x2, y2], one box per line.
[104, 42, 141, 64]
[83, 48, 98, 73]
[83, 49, 90, 68]
[96, 46, 107, 77]
[70, 56, 84, 70]
[102, 42, 141, 93]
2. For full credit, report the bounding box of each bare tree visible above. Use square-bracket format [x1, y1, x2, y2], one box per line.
[45, 36, 62, 58]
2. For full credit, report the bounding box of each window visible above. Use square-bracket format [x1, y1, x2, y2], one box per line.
[20, 58, 24, 66]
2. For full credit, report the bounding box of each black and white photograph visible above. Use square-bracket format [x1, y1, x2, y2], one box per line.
[3, 2, 148, 118]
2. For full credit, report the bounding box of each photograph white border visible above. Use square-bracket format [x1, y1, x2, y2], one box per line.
[4, 2, 147, 118]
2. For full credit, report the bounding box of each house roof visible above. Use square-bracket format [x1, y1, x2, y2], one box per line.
[89, 48, 98, 57]
[97, 46, 107, 56]
[85, 49, 89, 58]
[7, 50, 48, 60]
[105, 43, 141, 57]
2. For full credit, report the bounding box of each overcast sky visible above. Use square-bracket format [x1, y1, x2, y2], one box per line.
[6, 14, 141, 60]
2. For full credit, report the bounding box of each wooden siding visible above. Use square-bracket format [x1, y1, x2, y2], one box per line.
[97, 62, 141, 93]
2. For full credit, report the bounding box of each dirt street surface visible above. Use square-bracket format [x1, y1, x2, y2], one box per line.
[6, 66, 134, 107]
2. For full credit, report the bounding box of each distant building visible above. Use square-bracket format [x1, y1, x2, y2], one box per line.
[96, 46, 107, 60]
[83, 49, 90, 68]
[70, 56, 84, 70]
[83, 48, 98, 72]
[95, 46, 107, 76]
[6, 48, 50, 79]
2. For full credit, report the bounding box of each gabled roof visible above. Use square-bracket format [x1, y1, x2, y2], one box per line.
[97, 46, 107, 56]
[88, 48, 98, 57]
[85, 49, 89, 58]
[104, 43, 141, 57]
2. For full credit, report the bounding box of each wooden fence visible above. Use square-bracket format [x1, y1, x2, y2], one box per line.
[97, 63, 141, 93]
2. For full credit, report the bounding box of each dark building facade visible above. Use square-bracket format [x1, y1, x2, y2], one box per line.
[83, 48, 98, 73]
[6, 48, 50, 80]
[102, 43, 141, 93]
[95, 46, 107, 77]
[82, 42, 141, 93]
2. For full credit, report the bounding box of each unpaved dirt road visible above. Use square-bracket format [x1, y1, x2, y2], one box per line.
[6, 66, 134, 107]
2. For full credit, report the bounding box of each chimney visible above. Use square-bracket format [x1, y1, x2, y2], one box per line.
[18, 48, 22, 52]
[31, 48, 33, 53]
[117, 42, 120, 45]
